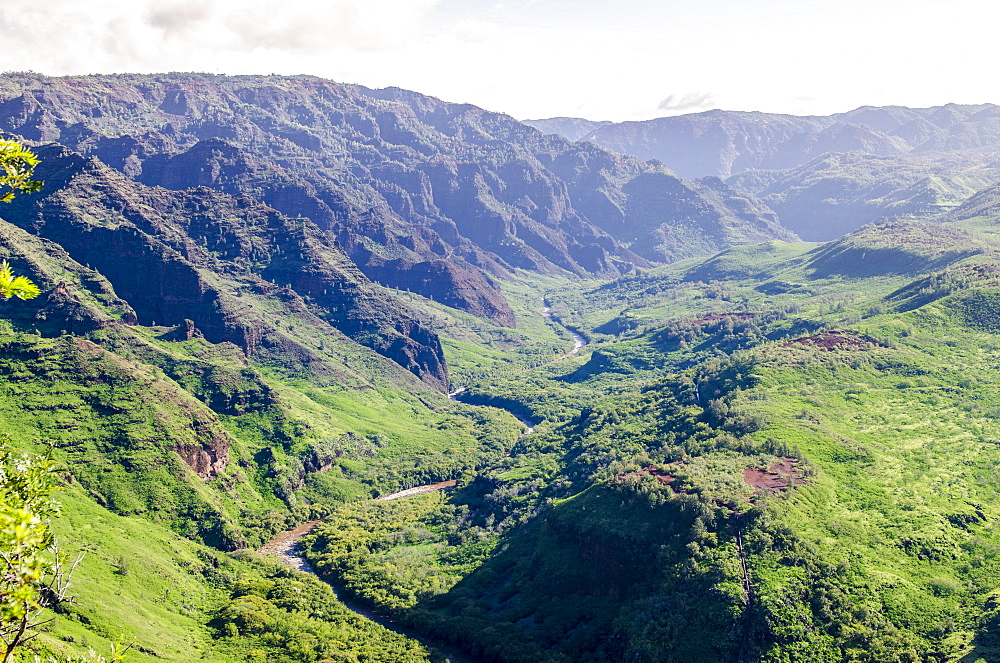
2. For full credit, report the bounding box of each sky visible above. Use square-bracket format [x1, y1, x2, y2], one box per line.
[0, 0, 995, 122]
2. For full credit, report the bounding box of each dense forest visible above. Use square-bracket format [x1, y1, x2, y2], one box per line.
[2, 74, 1000, 662]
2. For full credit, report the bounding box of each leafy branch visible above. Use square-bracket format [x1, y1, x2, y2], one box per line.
[0, 140, 42, 203]
[0, 261, 39, 301]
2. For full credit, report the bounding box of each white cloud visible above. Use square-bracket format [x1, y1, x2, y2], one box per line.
[145, 1, 213, 37]
[0, 0, 996, 121]
[658, 92, 717, 115]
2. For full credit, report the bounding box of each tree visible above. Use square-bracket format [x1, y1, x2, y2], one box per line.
[0, 139, 42, 302]
[0, 140, 42, 203]
[0, 444, 76, 662]
[0, 262, 39, 301]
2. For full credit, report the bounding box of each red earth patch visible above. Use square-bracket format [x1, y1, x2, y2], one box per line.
[783, 330, 876, 349]
[743, 458, 807, 498]
[617, 465, 677, 485]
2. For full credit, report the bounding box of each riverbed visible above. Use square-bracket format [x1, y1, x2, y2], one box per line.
[259, 482, 472, 662]
[259, 301, 589, 660]
[542, 304, 587, 356]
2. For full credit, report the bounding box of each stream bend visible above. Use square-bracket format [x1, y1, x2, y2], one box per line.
[260, 303, 589, 658]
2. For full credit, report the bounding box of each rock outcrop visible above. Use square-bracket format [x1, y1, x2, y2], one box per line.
[0, 73, 797, 316]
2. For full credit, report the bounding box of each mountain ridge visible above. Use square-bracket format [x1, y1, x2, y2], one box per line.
[0, 72, 797, 306]
[525, 103, 1000, 179]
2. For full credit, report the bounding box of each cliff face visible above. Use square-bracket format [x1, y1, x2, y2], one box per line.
[0, 73, 795, 317]
[1, 144, 449, 391]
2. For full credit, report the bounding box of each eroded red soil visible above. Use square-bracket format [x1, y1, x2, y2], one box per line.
[783, 330, 876, 349]
[617, 465, 677, 485]
[743, 458, 807, 498]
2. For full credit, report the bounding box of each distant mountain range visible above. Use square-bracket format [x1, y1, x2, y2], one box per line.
[0, 73, 793, 339]
[525, 105, 1000, 179]
[525, 105, 1000, 240]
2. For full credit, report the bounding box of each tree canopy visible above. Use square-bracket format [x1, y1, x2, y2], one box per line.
[0, 139, 40, 302]
[0, 140, 42, 203]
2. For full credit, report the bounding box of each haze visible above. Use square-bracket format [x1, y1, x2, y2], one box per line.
[0, 0, 993, 121]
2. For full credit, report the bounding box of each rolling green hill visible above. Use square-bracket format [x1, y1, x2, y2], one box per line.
[298, 215, 1000, 662]
[9, 79, 1000, 663]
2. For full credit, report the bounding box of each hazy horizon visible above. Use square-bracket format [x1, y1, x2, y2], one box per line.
[0, 0, 994, 122]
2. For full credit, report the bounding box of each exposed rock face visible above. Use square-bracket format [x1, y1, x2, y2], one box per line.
[0, 73, 795, 311]
[175, 440, 229, 479]
[2, 144, 450, 391]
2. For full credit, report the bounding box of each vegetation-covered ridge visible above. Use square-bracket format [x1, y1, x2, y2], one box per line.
[296, 214, 1000, 662]
[8, 87, 1000, 663]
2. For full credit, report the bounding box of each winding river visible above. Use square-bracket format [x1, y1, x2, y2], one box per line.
[542, 304, 587, 357]
[258, 485, 472, 662]
[259, 303, 589, 659]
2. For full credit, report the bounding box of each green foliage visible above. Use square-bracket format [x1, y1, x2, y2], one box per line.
[0, 261, 39, 301]
[30, 643, 129, 663]
[0, 140, 42, 302]
[0, 140, 42, 204]
[212, 557, 433, 662]
[303, 492, 496, 614]
[0, 443, 63, 661]
[299, 237, 1000, 661]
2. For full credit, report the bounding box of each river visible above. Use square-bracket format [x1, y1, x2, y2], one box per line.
[447, 303, 589, 436]
[542, 304, 587, 356]
[259, 302, 589, 660]
[258, 482, 473, 662]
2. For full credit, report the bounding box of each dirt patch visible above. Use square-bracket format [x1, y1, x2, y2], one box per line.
[616, 465, 678, 486]
[642, 465, 676, 485]
[258, 520, 321, 572]
[783, 330, 877, 350]
[743, 458, 807, 498]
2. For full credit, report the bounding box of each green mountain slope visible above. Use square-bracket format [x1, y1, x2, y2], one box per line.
[729, 150, 1000, 241]
[297, 215, 1000, 662]
[0, 144, 449, 391]
[29, 483, 437, 663]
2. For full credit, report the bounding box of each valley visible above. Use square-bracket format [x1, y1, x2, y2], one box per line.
[2, 73, 1000, 663]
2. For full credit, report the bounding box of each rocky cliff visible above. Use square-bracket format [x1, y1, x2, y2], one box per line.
[0, 144, 449, 390]
[0, 73, 795, 308]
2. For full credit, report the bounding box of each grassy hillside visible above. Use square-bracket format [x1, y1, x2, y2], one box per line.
[299, 217, 1000, 662]
[24, 483, 438, 663]
[11, 129, 1000, 661]
[0, 315, 527, 661]
[0, 285, 524, 661]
